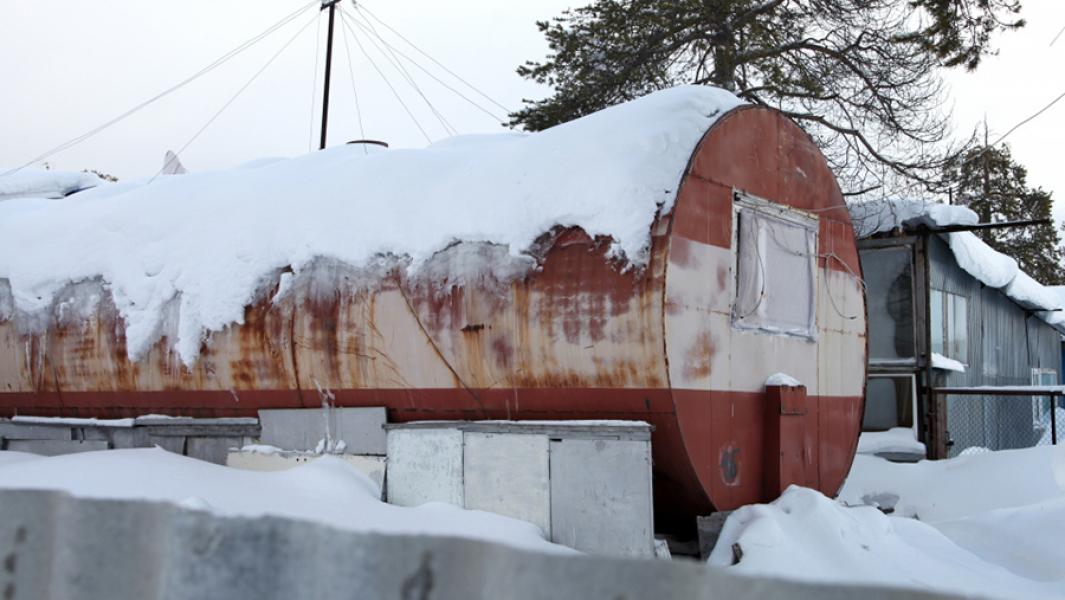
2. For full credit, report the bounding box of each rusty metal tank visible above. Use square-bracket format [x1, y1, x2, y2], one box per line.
[0, 104, 866, 532]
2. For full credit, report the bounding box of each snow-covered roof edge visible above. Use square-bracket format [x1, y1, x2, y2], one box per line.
[851, 198, 1065, 334]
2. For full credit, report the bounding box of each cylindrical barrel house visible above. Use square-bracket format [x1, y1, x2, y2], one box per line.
[0, 86, 867, 531]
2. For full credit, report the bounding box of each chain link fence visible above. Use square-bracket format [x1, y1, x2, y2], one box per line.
[945, 394, 1062, 458]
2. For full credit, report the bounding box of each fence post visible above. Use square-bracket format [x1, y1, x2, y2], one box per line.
[1053, 396, 1058, 445]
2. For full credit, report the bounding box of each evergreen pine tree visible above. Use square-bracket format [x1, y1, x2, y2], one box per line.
[511, 0, 1024, 197]
[945, 143, 1063, 284]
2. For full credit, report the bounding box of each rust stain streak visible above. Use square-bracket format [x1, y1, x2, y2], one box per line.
[397, 283, 487, 417]
[288, 312, 304, 407]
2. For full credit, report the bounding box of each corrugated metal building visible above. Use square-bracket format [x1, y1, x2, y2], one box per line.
[856, 201, 1065, 458]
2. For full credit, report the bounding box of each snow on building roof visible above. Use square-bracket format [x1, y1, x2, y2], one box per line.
[0, 168, 102, 202]
[0, 85, 745, 364]
[848, 197, 978, 238]
[851, 198, 1065, 333]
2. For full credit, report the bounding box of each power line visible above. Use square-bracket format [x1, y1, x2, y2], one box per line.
[992, 88, 1065, 147]
[343, 7, 456, 137]
[345, 9, 504, 123]
[309, 10, 324, 152]
[1051, 23, 1065, 47]
[338, 10, 431, 143]
[353, 4, 511, 115]
[3, 0, 319, 177]
[338, 9, 367, 144]
[153, 12, 320, 183]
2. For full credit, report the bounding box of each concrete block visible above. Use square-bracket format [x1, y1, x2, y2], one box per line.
[549, 438, 655, 558]
[6, 439, 108, 456]
[110, 427, 152, 449]
[186, 437, 243, 465]
[0, 488, 967, 600]
[226, 451, 386, 492]
[258, 408, 386, 454]
[463, 432, 551, 535]
[654, 538, 672, 560]
[697, 511, 732, 560]
[0, 422, 73, 440]
[386, 428, 463, 507]
[73, 427, 112, 441]
[148, 435, 186, 455]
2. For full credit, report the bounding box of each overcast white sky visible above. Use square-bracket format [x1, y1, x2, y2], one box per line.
[2, 0, 1063, 220]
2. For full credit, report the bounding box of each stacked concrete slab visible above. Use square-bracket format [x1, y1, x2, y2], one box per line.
[0, 417, 259, 464]
[385, 421, 655, 558]
[225, 408, 388, 492]
[256, 407, 387, 454]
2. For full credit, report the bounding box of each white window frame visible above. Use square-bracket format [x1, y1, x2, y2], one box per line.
[1031, 368, 1057, 429]
[930, 288, 969, 364]
[731, 190, 819, 339]
[865, 373, 919, 435]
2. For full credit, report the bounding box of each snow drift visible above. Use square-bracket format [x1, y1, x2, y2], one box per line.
[0, 447, 570, 554]
[0, 167, 101, 202]
[709, 446, 1065, 599]
[708, 485, 1064, 599]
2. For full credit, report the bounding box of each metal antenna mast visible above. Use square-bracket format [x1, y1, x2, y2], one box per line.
[319, 0, 341, 150]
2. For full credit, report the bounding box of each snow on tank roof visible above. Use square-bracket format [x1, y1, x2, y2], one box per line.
[0, 168, 101, 202]
[0, 85, 745, 365]
[851, 198, 1065, 333]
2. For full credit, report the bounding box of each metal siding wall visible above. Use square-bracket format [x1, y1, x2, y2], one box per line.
[926, 234, 1063, 453]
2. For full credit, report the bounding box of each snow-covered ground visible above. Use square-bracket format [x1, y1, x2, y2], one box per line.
[710, 445, 1065, 599]
[2, 438, 1062, 598]
[0, 447, 570, 555]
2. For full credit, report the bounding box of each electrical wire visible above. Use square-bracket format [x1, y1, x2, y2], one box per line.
[309, 10, 324, 152]
[152, 12, 320, 183]
[345, 9, 504, 123]
[1051, 23, 1065, 47]
[338, 10, 368, 146]
[991, 89, 1065, 147]
[338, 10, 431, 143]
[354, 3, 511, 114]
[3, 0, 318, 177]
[343, 7, 455, 136]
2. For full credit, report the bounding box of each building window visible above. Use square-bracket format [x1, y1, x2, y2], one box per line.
[1031, 368, 1057, 429]
[930, 289, 968, 363]
[860, 246, 916, 363]
[732, 194, 818, 338]
[863, 374, 917, 432]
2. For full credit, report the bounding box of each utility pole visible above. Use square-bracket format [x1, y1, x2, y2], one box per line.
[319, 0, 341, 150]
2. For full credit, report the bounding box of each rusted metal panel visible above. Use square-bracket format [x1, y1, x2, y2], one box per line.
[665, 107, 865, 519]
[763, 384, 809, 497]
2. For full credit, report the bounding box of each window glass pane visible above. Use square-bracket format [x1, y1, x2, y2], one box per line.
[734, 210, 765, 320]
[762, 215, 815, 331]
[860, 247, 915, 361]
[733, 207, 816, 337]
[952, 294, 968, 362]
[930, 290, 945, 356]
[1030, 369, 1056, 426]
[863, 376, 914, 430]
